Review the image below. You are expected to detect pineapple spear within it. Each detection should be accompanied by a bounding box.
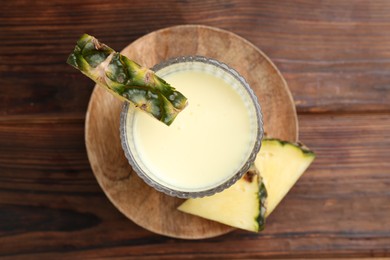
[67,34,188,125]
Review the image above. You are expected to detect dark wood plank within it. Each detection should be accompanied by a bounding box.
[1,0,390,116]
[1,0,390,258]
[0,113,389,258]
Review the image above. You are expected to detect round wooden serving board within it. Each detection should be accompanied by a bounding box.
[85,25,298,239]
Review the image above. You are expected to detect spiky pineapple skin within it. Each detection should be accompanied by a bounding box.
[67,34,187,125]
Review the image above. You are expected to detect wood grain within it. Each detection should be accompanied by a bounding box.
[1,113,389,258]
[1,1,389,116]
[85,25,298,239]
[1,0,390,258]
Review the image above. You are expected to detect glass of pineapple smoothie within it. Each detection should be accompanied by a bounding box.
[120,56,263,198]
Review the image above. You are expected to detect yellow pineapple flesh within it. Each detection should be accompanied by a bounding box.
[177,138,315,232]
[255,139,315,217]
[178,169,265,232]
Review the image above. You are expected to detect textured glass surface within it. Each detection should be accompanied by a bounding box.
[120,56,263,198]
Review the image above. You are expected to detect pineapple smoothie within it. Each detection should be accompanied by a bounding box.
[121,57,262,197]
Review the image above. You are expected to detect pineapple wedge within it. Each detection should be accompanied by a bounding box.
[67,34,187,125]
[255,139,315,217]
[178,166,267,232]
[178,138,315,232]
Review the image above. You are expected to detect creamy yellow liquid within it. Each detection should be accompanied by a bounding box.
[126,65,255,191]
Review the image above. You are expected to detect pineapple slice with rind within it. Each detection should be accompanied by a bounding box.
[67,34,187,125]
[255,139,315,217]
[178,166,267,232]
[178,138,315,232]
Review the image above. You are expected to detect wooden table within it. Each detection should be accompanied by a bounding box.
[1,1,389,259]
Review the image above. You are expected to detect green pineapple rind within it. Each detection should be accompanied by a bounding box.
[246,164,268,232]
[67,34,188,125]
[257,181,267,231]
[263,138,316,157]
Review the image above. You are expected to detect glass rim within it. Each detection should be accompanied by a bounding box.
[120,55,264,198]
